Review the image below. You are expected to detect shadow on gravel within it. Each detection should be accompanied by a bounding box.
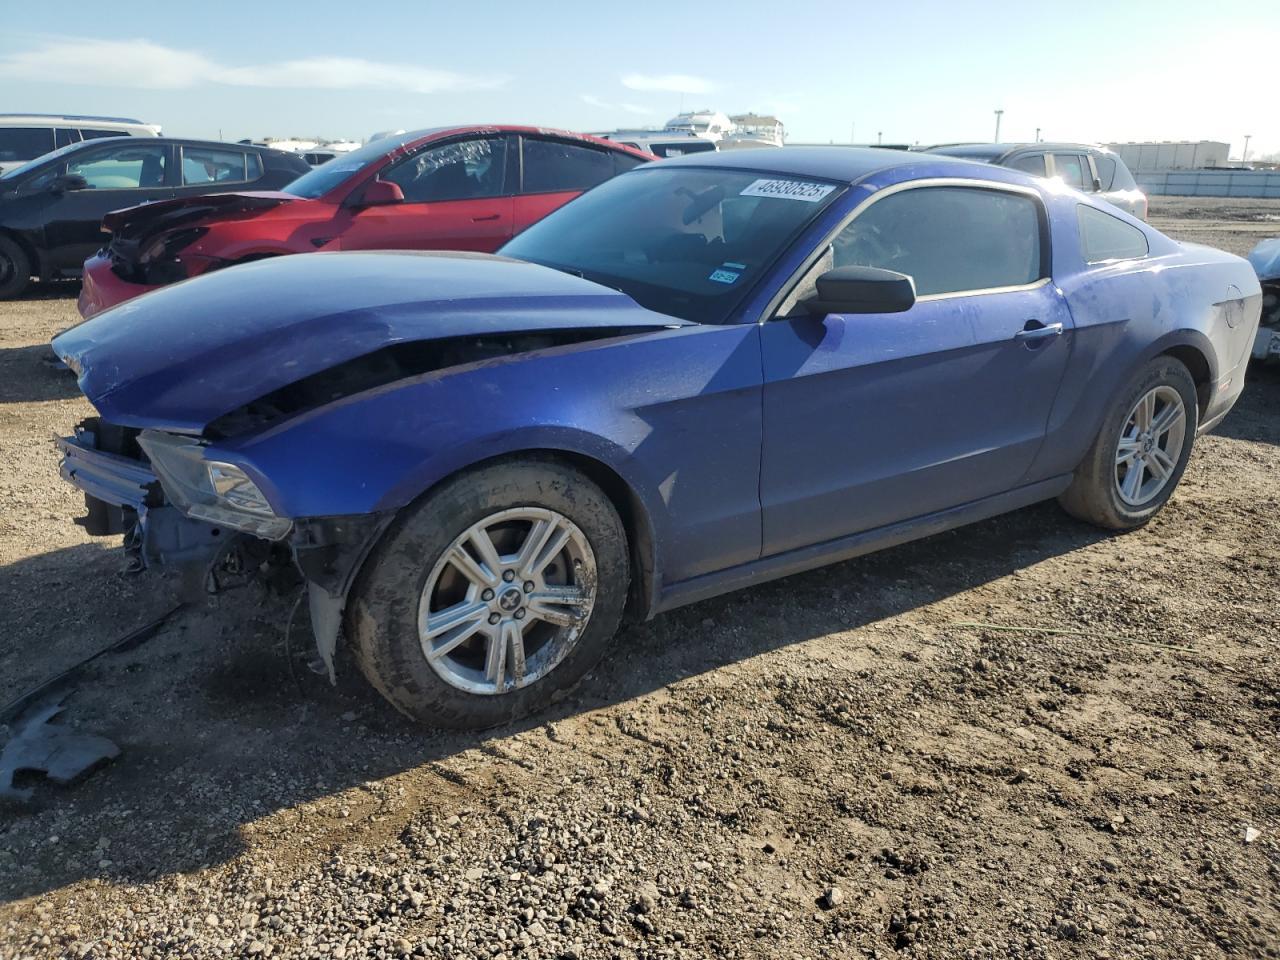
[0,494,1112,904]
[7,279,81,302]
[0,344,80,403]
[1212,362,1280,446]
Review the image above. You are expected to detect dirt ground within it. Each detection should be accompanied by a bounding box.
[1,199,1278,960]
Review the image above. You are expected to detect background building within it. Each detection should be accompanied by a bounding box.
[1107,141,1230,171]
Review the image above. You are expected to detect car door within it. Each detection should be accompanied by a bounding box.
[334,135,514,253]
[512,136,619,236]
[759,182,1074,556]
[42,141,176,271]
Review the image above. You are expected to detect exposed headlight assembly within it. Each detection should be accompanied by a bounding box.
[137,430,291,540]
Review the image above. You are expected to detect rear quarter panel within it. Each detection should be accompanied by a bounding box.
[1034,191,1261,477]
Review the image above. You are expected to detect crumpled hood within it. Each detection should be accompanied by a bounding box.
[1248,237,1280,283]
[53,251,686,433]
[102,190,295,239]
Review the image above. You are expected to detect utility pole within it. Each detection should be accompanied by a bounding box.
[994,109,1004,143]
[1243,134,1252,163]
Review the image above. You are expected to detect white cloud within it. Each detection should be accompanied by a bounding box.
[579,94,651,116]
[620,72,716,95]
[0,37,504,94]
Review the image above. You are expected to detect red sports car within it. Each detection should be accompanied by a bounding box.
[78,125,650,318]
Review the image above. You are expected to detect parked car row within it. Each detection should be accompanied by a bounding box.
[52,144,1261,728]
[0,113,162,175]
[0,126,647,302]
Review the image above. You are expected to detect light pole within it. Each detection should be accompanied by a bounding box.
[1035,126,1041,143]
[1243,134,1252,163]
[994,109,1004,143]
[877,131,882,146]
[850,122,856,145]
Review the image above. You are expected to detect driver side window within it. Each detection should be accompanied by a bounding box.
[67,144,169,189]
[831,186,1045,297]
[381,137,507,203]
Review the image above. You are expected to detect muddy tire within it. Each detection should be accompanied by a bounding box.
[347,457,629,729]
[1058,355,1198,530]
[0,234,32,300]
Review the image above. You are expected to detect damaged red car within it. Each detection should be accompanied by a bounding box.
[78,125,649,318]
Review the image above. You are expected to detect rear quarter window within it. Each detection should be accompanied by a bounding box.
[1077,205,1149,262]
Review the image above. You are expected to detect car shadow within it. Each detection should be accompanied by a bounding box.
[0,343,81,403]
[1210,361,1280,446]
[0,497,1111,903]
[8,279,81,302]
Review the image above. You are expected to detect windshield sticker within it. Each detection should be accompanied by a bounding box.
[740,179,835,202]
[708,268,742,284]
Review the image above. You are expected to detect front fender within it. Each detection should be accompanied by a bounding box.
[213,322,766,589]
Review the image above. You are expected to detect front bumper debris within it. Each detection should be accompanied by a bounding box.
[56,423,226,575]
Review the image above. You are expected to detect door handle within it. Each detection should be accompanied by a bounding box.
[1014,321,1063,342]
[472,214,501,222]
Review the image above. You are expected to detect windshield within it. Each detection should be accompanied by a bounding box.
[282,136,404,198]
[500,166,842,323]
[0,139,104,181]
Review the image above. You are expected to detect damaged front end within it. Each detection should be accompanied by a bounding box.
[57,419,390,678]
[1248,238,1280,361]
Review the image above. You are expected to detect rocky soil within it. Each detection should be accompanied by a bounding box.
[0,199,1278,959]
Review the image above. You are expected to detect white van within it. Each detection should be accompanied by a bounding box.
[0,115,162,174]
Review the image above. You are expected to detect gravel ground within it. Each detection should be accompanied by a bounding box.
[1,199,1278,960]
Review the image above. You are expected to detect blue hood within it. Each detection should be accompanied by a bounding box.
[53,251,685,433]
[1248,237,1280,283]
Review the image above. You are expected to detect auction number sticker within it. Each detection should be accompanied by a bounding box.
[739,178,835,202]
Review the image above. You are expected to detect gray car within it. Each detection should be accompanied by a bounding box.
[924,142,1147,220]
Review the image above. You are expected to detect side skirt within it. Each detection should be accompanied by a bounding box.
[654,474,1073,615]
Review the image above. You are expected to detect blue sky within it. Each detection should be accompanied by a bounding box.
[2,0,1276,157]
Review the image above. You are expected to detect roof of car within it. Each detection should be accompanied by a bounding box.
[653,146,973,182]
[926,142,1118,160]
[50,136,303,155]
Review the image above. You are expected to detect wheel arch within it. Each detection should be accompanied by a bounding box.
[371,446,663,623]
[1147,330,1216,418]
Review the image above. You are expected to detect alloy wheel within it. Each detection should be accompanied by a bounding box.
[1114,385,1186,506]
[417,507,596,695]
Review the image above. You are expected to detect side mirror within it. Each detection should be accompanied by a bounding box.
[803,265,916,316]
[357,179,404,206]
[50,173,89,193]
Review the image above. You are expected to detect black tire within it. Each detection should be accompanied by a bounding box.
[1058,355,1199,530]
[0,234,32,300]
[347,457,629,728]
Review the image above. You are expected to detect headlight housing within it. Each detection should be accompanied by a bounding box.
[138,430,291,540]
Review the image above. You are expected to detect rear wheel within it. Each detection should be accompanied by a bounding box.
[1058,356,1198,529]
[348,458,629,728]
[0,234,32,299]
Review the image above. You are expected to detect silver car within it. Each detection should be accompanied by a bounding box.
[925,142,1147,220]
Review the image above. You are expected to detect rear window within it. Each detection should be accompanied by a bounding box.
[522,139,614,193]
[1077,205,1148,262]
[0,127,55,163]
[182,146,253,185]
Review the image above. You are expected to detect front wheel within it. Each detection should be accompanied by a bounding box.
[348,458,629,728]
[0,234,32,300]
[1058,355,1199,530]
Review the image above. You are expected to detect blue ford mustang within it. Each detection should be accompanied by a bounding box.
[53,148,1261,727]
